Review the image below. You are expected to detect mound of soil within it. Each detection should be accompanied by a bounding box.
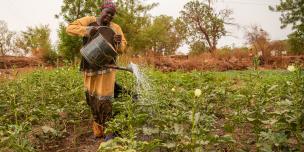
[1,54,303,73]
[151,56,251,72]
[135,54,304,72]
[0,56,43,69]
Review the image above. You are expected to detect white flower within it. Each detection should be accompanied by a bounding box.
[171,87,176,92]
[287,65,296,72]
[194,89,202,97]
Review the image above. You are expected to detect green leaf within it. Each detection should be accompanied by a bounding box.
[221,134,236,143]
[267,85,278,92]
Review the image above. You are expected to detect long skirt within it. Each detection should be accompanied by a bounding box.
[83,69,116,136]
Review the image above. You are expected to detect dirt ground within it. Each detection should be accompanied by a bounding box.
[28,120,102,152]
[0,56,43,69]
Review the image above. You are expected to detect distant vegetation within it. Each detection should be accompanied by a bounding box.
[0,0,303,62]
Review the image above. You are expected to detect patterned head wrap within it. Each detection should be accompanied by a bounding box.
[100,0,116,12]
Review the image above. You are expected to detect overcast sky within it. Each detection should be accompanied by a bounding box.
[0,0,292,52]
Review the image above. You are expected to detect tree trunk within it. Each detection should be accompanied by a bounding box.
[209,45,216,52]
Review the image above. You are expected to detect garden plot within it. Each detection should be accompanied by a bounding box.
[0,67,303,151]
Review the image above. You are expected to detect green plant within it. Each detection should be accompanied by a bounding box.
[1,66,303,151]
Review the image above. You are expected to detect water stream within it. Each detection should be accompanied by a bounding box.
[128,62,155,106]
[128,63,157,137]
[129,62,151,92]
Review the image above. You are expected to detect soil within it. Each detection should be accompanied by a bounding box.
[0,56,44,69]
[0,56,51,80]
[29,120,102,152]
[132,54,304,72]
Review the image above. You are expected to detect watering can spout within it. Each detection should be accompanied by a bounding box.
[103,64,134,73]
[126,64,134,73]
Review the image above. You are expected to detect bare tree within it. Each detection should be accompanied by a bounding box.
[0,20,16,56]
[245,25,271,59]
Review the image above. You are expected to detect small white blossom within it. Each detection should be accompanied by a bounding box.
[287,65,296,72]
[171,87,176,92]
[194,89,202,97]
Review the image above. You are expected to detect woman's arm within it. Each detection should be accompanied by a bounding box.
[66,16,96,37]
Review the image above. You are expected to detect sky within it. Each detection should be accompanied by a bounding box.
[0,0,292,53]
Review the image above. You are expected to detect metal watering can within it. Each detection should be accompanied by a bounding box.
[80,26,133,73]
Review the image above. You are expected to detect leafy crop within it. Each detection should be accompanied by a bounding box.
[0,67,88,151]
[101,69,304,151]
[0,67,303,151]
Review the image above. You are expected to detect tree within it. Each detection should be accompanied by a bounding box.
[287,29,304,54]
[179,0,233,52]
[57,0,157,59]
[269,40,288,55]
[135,15,184,55]
[189,41,207,55]
[113,0,158,53]
[57,24,82,61]
[0,20,16,56]
[245,25,271,59]
[16,25,53,59]
[56,0,101,22]
[269,0,303,30]
[269,0,304,53]
[56,0,101,61]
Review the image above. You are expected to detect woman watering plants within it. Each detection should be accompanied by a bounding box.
[66,0,127,139]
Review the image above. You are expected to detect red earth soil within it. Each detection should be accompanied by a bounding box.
[1,54,303,73]
[133,54,304,72]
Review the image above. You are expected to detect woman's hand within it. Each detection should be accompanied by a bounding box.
[86,26,100,37]
[114,34,122,44]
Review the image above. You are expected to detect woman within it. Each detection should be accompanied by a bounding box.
[66,0,127,138]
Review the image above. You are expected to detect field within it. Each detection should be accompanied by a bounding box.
[0,65,303,152]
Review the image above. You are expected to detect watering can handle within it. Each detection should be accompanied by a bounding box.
[88,26,116,41]
[91,26,121,52]
[89,26,109,38]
